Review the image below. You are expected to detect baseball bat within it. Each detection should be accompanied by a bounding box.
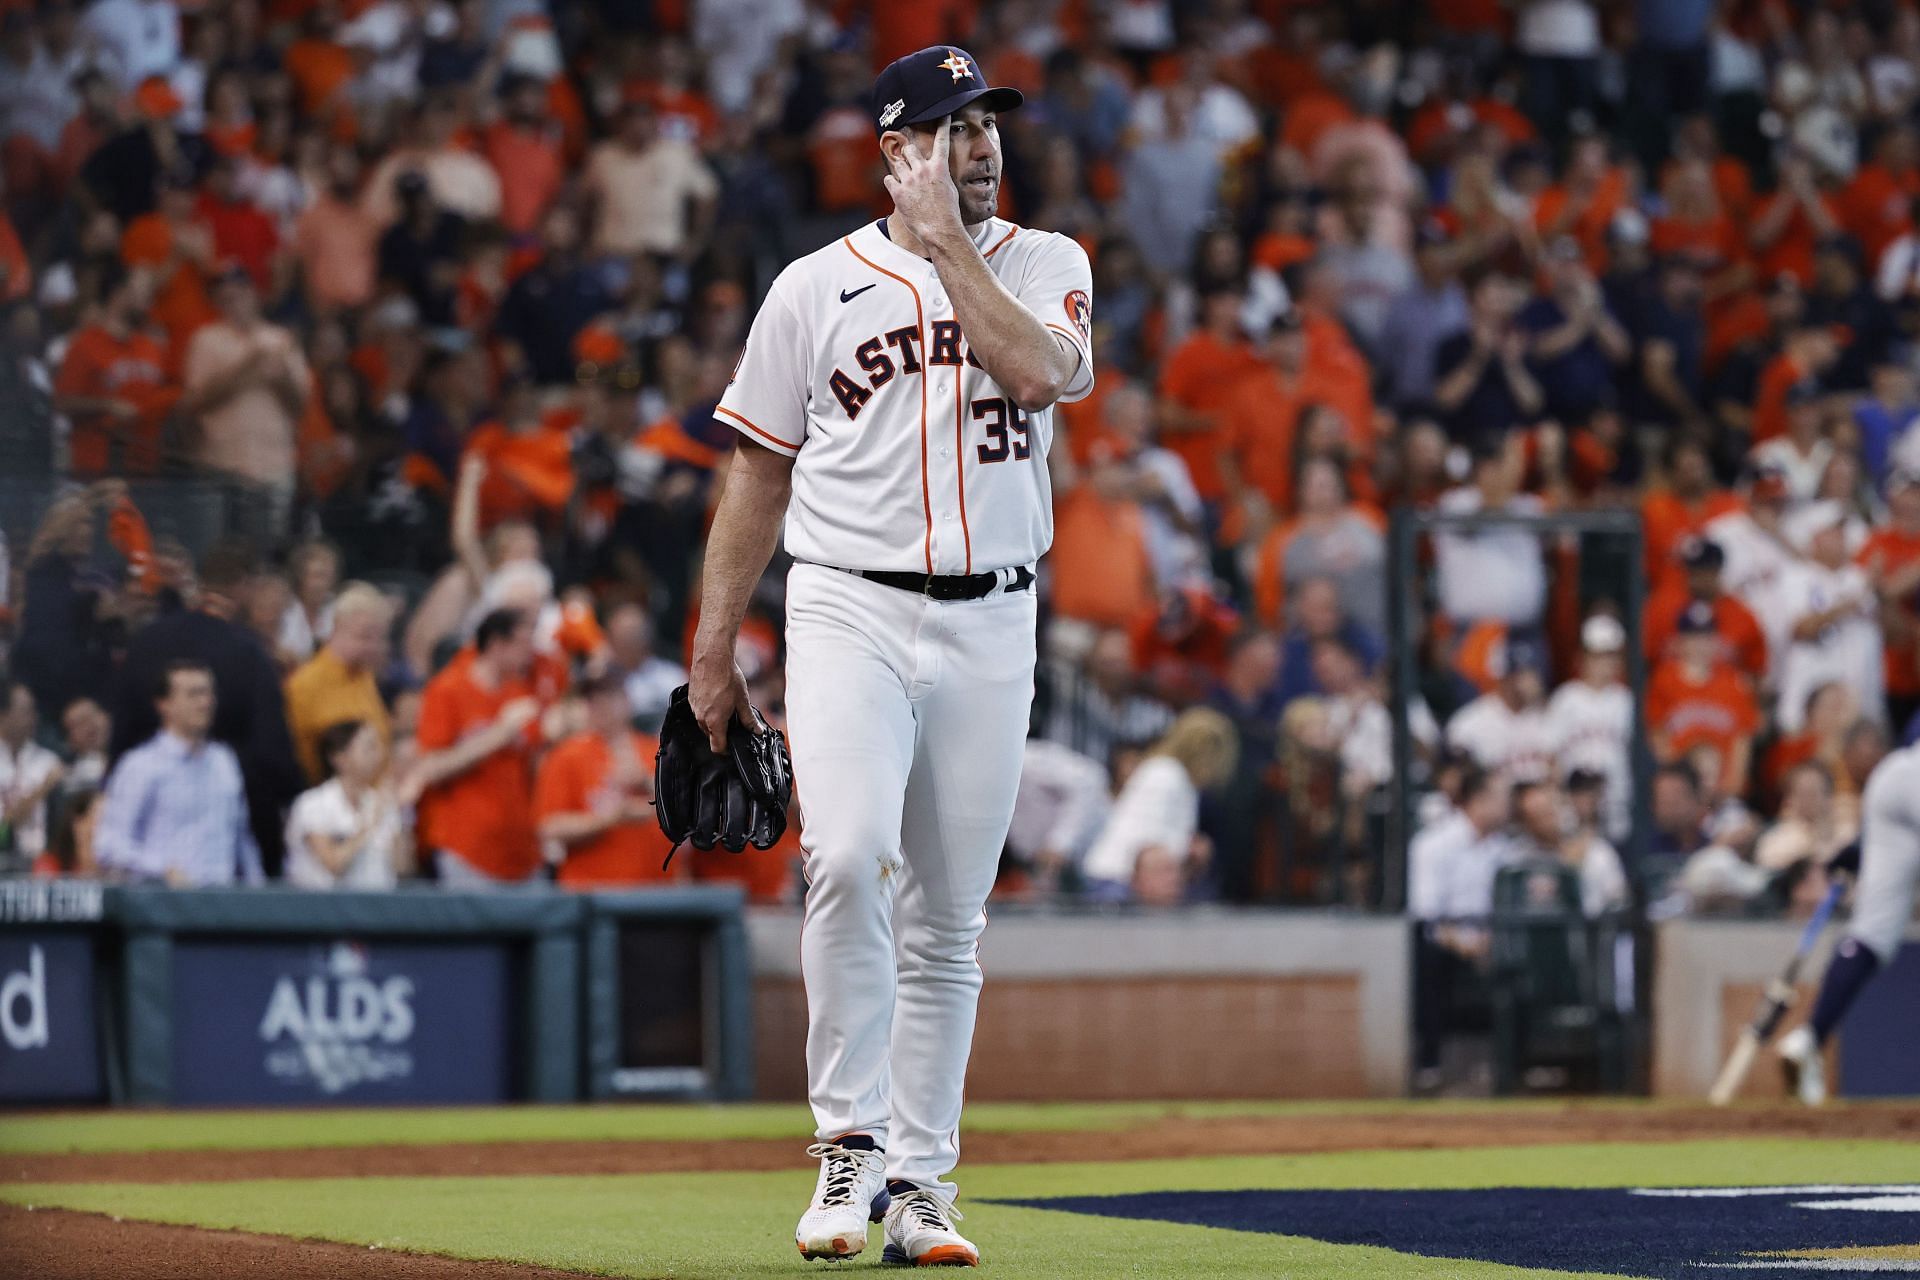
[1707,879,1848,1106]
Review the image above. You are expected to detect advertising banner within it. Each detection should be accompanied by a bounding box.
[170,937,514,1105]
[0,931,102,1102]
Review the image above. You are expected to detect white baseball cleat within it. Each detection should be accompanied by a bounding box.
[795,1137,890,1261]
[1777,1026,1828,1106]
[882,1186,979,1267]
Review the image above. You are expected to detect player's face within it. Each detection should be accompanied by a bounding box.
[923,104,1000,225]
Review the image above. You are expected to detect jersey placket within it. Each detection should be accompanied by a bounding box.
[923,269,971,575]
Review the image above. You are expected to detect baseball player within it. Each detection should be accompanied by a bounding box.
[1777,740,1916,1104]
[685,45,1093,1267]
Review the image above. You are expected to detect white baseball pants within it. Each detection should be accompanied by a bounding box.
[784,562,1036,1198]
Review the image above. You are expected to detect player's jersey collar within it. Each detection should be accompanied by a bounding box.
[868,216,1005,269]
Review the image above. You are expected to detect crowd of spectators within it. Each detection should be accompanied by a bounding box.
[0,0,1918,923]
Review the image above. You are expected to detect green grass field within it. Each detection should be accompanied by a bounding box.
[4,1102,1917,1278]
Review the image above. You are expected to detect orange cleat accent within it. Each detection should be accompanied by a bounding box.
[913,1243,978,1267]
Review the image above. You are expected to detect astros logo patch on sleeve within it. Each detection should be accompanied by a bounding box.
[1064,290,1091,340]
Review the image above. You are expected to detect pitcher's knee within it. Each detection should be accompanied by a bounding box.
[802,829,904,896]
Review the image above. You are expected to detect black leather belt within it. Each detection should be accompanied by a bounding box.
[828,564,1035,601]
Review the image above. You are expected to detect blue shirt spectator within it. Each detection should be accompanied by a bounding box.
[96,660,264,887]
[1520,240,1630,423]
[1277,578,1386,707]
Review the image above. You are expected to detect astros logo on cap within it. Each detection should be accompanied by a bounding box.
[939,50,974,82]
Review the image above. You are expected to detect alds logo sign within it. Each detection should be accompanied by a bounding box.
[257,942,416,1095]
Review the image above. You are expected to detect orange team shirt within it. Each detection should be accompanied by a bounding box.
[1279,91,1355,159]
[1156,330,1263,501]
[1221,367,1306,514]
[690,825,796,902]
[285,37,354,116]
[1650,212,1745,269]
[1049,487,1156,629]
[120,214,216,348]
[808,104,880,214]
[1301,311,1375,456]
[0,212,30,302]
[414,652,544,881]
[1643,584,1769,676]
[534,730,680,887]
[1753,192,1844,286]
[1640,489,1744,591]
[1858,526,1920,696]
[483,123,564,237]
[625,83,719,147]
[1750,351,1813,445]
[1843,163,1920,269]
[54,325,175,475]
[1534,172,1628,271]
[1645,659,1760,771]
[464,418,576,526]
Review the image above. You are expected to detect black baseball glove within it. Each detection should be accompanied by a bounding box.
[654,683,792,863]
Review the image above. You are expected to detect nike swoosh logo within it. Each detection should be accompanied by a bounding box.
[840,284,877,303]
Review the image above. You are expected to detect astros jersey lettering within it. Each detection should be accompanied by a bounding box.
[716,215,1094,573]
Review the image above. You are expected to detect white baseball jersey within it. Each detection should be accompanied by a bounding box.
[1704,509,1798,667]
[715,215,1094,574]
[1774,559,1883,733]
[727,212,1095,1201]
[1851,742,1920,961]
[1446,693,1557,782]
[1546,678,1633,838]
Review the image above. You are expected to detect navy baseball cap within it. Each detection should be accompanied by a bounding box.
[871,45,1023,137]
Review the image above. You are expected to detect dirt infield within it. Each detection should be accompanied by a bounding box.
[10,1102,1919,1186]
[0,1204,584,1280]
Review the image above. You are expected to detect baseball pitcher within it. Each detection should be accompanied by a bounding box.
[685,45,1094,1267]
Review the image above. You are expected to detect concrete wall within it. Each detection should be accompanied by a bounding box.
[1650,917,1919,1099]
[747,909,1411,1099]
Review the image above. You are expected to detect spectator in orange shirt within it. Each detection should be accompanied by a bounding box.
[1154,286,1259,507]
[410,608,547,886]
[1668,114,1753,222]
[1749,324,1841,446]
[120,165,217,350]
[1643,535,1769,677]
[1646,601,1761,799]
[1049,446,1157,636]
[293,141,379,313]
[624,37,719,147]
[197,156,278,291]
[1641,437,1743,592]
[484,73,565,238]
[1533,134,1626,271]
[1842,122,1920,272]
[461,376,576,529]
[1751,150,1842,287]
[535,672,679,888]
[53,264,177,476]
[1858,469,1920,727]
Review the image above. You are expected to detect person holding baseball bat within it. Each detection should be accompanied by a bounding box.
[1773,741,1917,1104]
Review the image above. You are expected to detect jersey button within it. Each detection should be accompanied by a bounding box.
[932,294,947,309]
[940,446,952,458]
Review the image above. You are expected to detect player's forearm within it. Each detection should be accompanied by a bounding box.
[691,442,793,664]
[923,231,1078,410]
